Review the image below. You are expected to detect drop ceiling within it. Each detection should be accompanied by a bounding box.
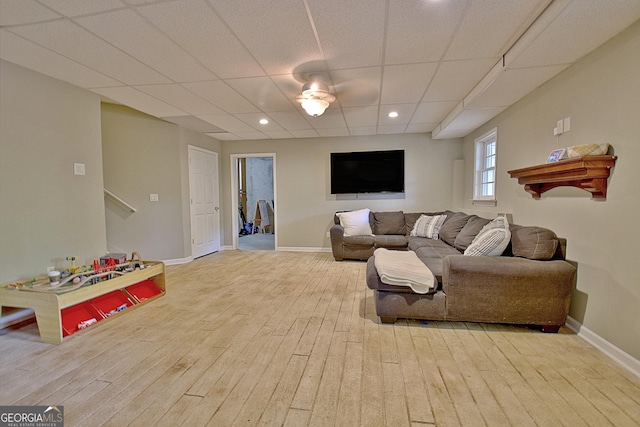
[1,0,639,141]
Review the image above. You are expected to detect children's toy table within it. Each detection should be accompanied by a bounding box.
[0,261,165,344]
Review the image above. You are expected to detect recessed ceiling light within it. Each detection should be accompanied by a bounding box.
[388,111,399,118]
[259,118,269,125]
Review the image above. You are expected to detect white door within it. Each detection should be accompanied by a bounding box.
[189,146,220,258]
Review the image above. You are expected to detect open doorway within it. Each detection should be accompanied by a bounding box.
[231,154,276,250]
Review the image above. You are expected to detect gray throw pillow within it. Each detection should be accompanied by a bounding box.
[373,211,405,235]
[454,215,491,252]
[438,212,471,247]
[510,225,558,260]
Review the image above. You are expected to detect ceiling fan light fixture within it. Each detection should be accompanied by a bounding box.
[296,76,336,117]
[300,98,330,117]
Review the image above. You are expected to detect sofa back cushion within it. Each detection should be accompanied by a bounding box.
[510,225,559,260]
[438,212,471,247]
[453,215,491,252]
[373,211,405,235]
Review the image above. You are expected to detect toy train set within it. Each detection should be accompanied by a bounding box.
[6,252,148,294]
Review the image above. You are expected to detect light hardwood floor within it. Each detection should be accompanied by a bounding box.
[1,250,640,426]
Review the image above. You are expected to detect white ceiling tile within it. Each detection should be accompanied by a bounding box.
[378,104,415,126]
[445,0,550,61]
[342,106,378,128]
[236,132,270,140]
[76,9,216,82]
[412,102,459,124]
[264,130,294,139]
[161,115,226,133]
[0,0,61,26]
[136,0,265,79]
[331,67,381,107]
[198,114,259,133]
[183,81,260,114]
[377,124,407,134]
[385,0,468,64]
[307,109,347,129]
[316,128,350,138]
[266,111,312,131]
[92,86,187,117]
[135,84,225,115]
[306,0,385,69]
[3,0,637,141]
[0,29,121,88]
[381,63,438,104]
[235,113,285,131]
[207,0,321,75]
[290,129,320,138]
[8,20,171,85]
[348,126,377,136]
[207,132,241,141]
[37,0,126,17]
[226,77,296,112]
[423,59,495,102]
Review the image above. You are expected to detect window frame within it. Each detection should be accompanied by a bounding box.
[473,128,498,206]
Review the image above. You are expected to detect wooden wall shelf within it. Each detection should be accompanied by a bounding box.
[508,155,617,199]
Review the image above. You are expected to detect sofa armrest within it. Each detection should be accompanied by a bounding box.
[330,224,345,260]
[443,255,577,326]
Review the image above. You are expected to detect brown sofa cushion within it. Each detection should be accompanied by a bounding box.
[439,212,471,247]
[454,215,491,252]
[373,211,405,235]
[510,225,558,260]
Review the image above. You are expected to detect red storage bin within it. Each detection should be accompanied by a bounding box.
[125,279,163,303]
[90,290,135,318]
[61,302,103,336]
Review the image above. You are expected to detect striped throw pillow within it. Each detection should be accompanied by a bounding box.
[410,214,447,239]
[464,216,511,256]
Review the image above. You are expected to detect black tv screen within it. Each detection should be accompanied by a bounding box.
[331,150,404,194]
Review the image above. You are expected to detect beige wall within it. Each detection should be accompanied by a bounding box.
[462,20,640,360]
[220,134,462,249]
[101,104,221,261]
[0,60,107,283]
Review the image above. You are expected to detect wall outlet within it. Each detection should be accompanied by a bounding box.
[326,231,330,238]
[47,266,55,273]
[150,193,159,202]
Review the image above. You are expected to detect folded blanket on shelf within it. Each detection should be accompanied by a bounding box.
[373,248,436,294]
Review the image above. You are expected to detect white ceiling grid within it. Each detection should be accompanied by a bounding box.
[1,0,639,140]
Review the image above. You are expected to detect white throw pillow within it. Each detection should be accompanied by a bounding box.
[464,216,511,256]
[410,214,447,239]
[337,208,373,236]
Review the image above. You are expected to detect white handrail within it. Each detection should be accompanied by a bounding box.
[104,188,137,213]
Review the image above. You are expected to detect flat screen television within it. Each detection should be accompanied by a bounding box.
[331,150,404,194]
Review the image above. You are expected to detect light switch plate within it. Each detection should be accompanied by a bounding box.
[73,162,85,176]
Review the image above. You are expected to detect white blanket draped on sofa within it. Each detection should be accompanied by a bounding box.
[373,248,436,294]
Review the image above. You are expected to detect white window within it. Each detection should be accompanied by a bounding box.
[473,128,497,206]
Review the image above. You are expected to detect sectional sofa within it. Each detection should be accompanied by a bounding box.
[330,209,577,332]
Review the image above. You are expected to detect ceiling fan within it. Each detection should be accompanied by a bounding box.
[295,74,336,117]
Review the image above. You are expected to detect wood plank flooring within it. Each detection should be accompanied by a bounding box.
[1,250,640,426]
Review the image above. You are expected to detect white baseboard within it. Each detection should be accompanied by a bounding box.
[566,316,640,379]
[162,256,193,266]
[276,247,332,253]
